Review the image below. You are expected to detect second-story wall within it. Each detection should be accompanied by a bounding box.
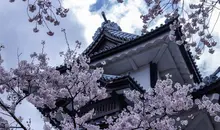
[129,64,151,90]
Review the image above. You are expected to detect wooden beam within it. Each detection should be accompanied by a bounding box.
[127,58,138,70]
[152,44,168,63]
[150,62,158,88]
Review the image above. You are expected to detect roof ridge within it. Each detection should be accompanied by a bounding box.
[105,29,139,41]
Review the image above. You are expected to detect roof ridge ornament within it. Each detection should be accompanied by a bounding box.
[100,11,121,31]
[101,11,108,23]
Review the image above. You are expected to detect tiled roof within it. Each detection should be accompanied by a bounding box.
[106,29,139,41]
[101,74,123,81]
[101,74,145,92]
[83,20,139,55]
[84,19,172,57]
[191,67,220,98]
[203,76,220,86]
[192,77,220,99]
[202,67,220,86]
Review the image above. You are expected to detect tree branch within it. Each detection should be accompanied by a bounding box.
[0,100,27,130]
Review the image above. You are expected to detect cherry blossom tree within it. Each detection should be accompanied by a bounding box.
[117,0,220,59]
[9,0,69,36]
[105,74,220,130]
[4,0,220,130]
[9,0,220,58]
[1,40,220,130]
[0,39,107,129]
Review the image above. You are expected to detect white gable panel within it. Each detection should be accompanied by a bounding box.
[129,64,151,90]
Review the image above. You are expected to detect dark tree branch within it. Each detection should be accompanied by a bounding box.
[0,100,27,130]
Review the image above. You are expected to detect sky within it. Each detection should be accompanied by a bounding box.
[0,0,220,129]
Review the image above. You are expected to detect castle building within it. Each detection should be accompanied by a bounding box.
[47,12,220,129]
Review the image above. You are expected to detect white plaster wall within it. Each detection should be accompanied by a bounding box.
[129,64,151,90]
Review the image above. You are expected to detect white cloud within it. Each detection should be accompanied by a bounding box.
[63,0,103,44]
[106,0,148,34]
[62,0,149,44]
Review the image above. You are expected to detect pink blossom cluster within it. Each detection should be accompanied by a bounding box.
[117,0,219,58]
[9,0,69,36]
[24,51,107,129]
[195,95,220,122]
[0,42,107,129]
[106,74,220,130]
[172,1,217,59]
[0,117,9,130]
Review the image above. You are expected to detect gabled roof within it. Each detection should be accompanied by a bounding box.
[100,74,145,93]
[83,15,139,56]
[84,18,173,60]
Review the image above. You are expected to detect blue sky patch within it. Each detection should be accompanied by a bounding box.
[89,0,113,12]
